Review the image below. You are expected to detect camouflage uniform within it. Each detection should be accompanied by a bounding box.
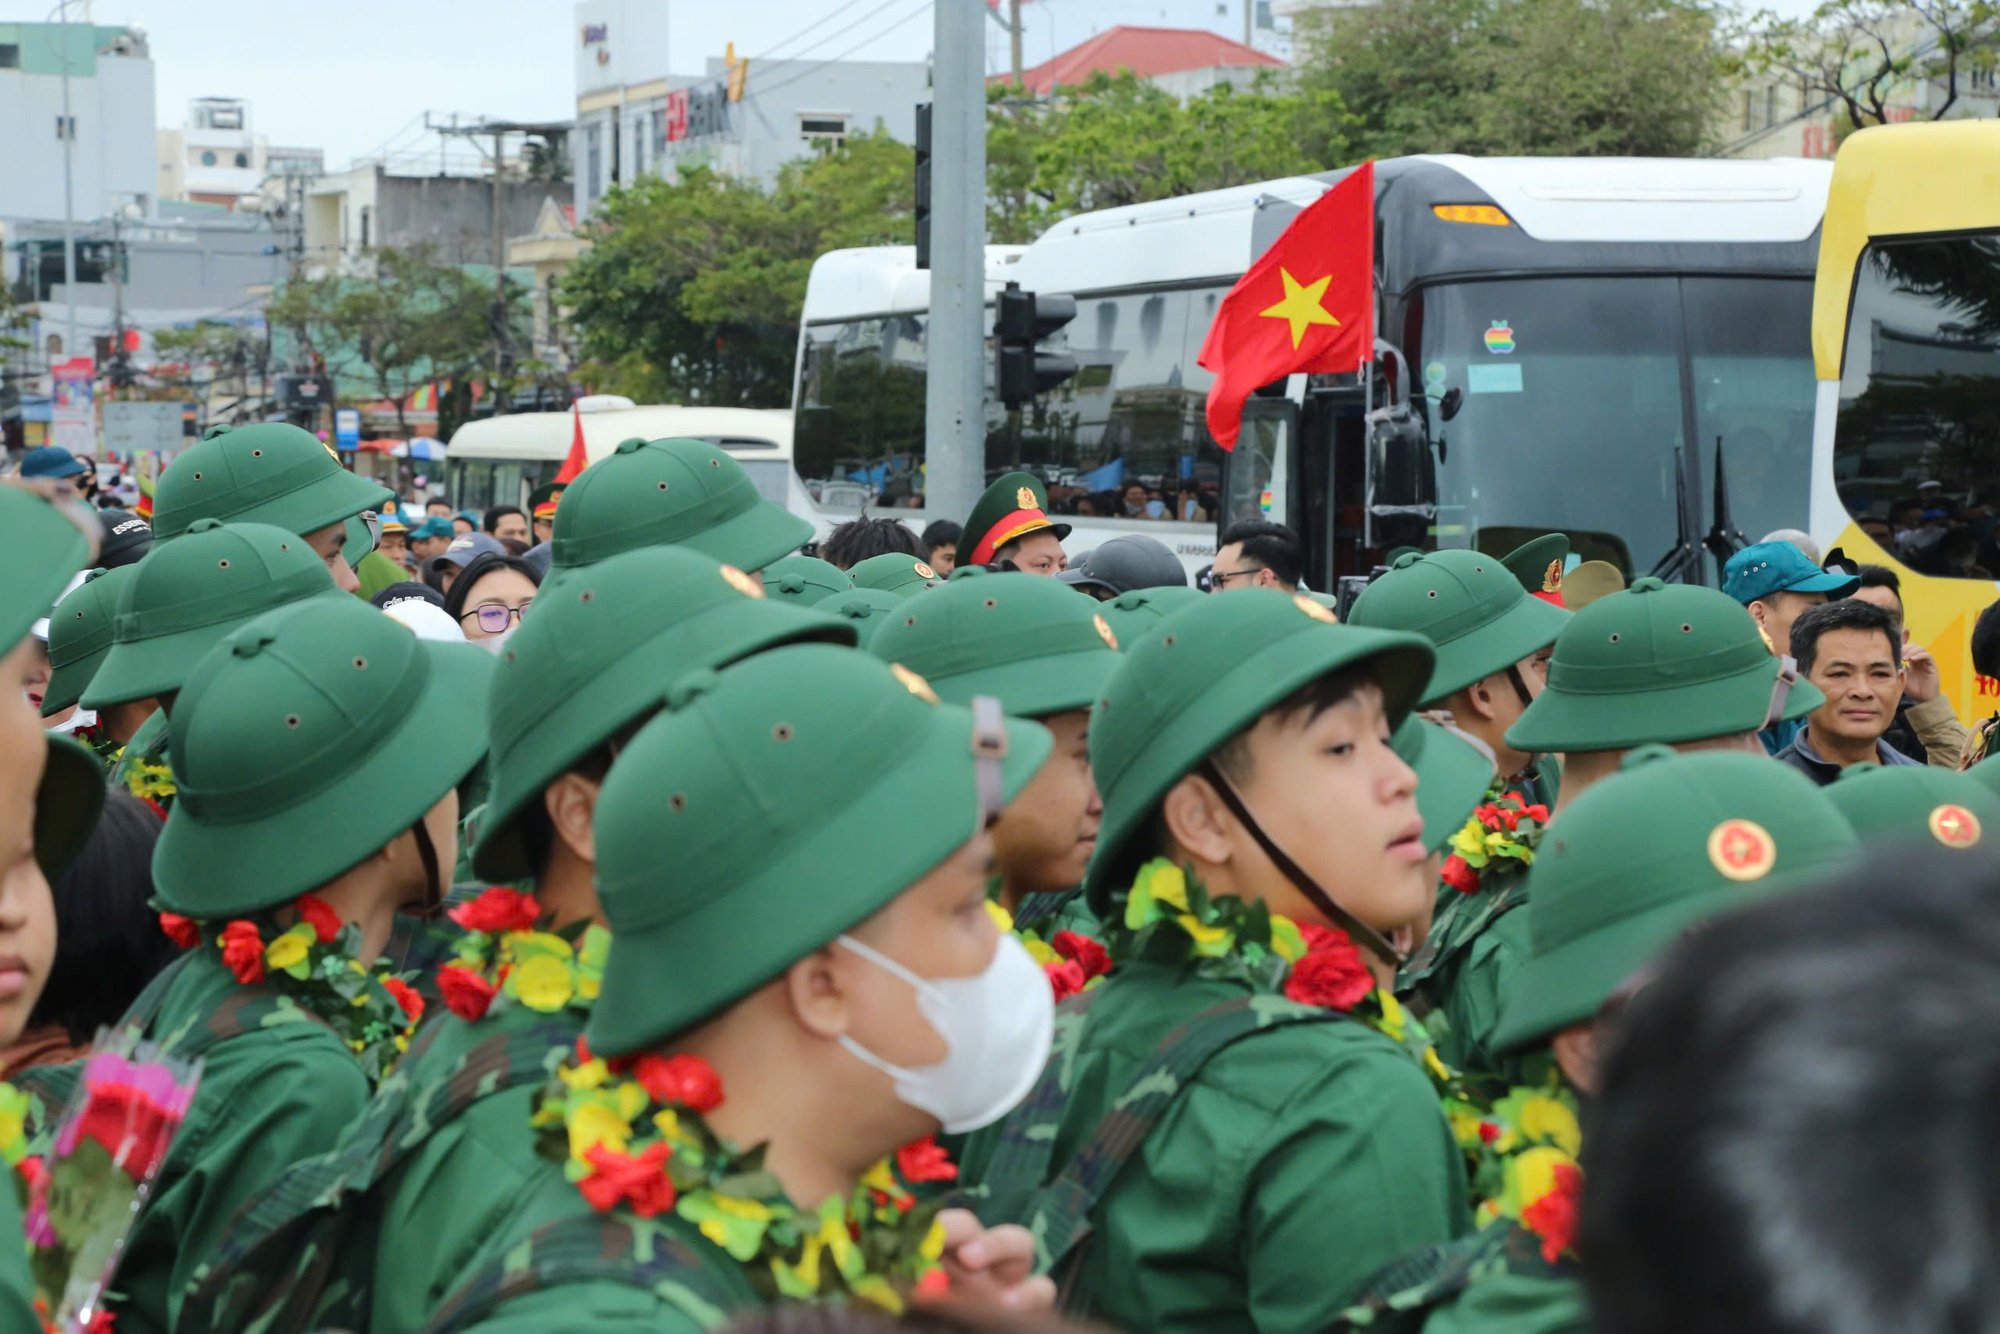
[1336,1222,1585,1333]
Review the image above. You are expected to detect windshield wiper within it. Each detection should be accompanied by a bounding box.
[1645,443,1702,583]
[1702,434,1747,570]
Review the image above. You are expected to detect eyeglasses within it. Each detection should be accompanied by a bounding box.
[1208,567,1261,590]
[461,602,531,633]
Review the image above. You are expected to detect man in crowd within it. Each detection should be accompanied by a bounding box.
[1057,533,1188,600]
[920,519,961,576]
[483,505,530,546]
[1778,598,1920,783]
[407,516,455,566]
[1210,520,1303,594]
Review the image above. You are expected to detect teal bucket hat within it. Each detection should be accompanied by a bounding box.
[848,552,943,600]
[151,422,391,542]
[1,485,92,650]
[870,567,1122,719]
[1346,548,1569,705]
[548,437,813,573]
[471,547,857,882]
[36,733,105,878]
[1822,764,2000,851]
[760,554,852,607]
[152,597,494,916]
[1084,588,1435,913]
[83,520,345,710]
[586,644,1054,1056]
[1096,585,1204,649]
[40,567,132,717]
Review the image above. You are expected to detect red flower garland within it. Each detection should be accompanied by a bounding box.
[1282,923,1375,1012]
[437,965,499,1022]
[217,921,265,985]
[296,894,342,944]
[634,1053,725,1113]
[1521,1160,1582,1263]
[158,913,199,951]
[382,977,425,1025]
[449,886,542,935]
[895,1134,958,1185]
[578,1141,676,1217]
[1043,929,1113,1001]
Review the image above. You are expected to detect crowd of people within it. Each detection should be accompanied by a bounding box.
[5,422,2000,1334]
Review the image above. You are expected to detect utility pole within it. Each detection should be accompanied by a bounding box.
[925,0,987,526]
[1009,0,1023,86]
[56,0,78,361]
[1245,0,1254,46]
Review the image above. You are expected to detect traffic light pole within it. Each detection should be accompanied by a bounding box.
[923,0,987,527]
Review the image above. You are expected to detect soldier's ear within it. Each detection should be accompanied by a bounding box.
[1160,773,1233,867]
[544,772,600,863]
[782,946,853,1039]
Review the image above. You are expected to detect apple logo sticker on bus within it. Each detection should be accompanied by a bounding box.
[1483,321,1516,354]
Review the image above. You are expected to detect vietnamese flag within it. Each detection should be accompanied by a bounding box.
[554,399,589,484]
[1199,161,1375,450]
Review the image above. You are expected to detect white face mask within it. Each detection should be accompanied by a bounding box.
[478,626,517,655]
[835,933,1054,1134]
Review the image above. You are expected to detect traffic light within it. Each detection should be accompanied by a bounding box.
[995,282,1078,411]
[914,102,932,271]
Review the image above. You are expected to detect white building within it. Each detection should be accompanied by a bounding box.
[0,20,155,224]
[158,98,326,209]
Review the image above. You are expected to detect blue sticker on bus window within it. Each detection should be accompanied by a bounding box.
[1467,363,1523,394]
[1483,321,1516,354]
[1424,361,1448,388]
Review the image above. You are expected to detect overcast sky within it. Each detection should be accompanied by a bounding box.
[106,0,1820,172]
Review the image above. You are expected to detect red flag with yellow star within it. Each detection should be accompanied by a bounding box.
[1198,161,1375,449]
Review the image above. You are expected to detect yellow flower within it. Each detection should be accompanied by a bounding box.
[1269,914,1307,963]
[653,1107,682,1142]
[1145,862,1190,912]
[697,1194,776,1251]
[505,930,575,962]
[848,1274,905,1314]
[264,929,310,972]
[576,972,601,1001]
[1424,1046,1453,1085]
[984,900,1015,933]
[1176,913,1233,956]
[1450,821,1488,863]
[859,1159,899,1196]
[559,1057,609,1090]
[1022,936,1060,966]
[565,1100,631,1162]
[1516,1095,1583,1157]
[1448,1106,1484,1148]
[919,1216,947,1264]
[1509,1145,1575,1211]
[1376,992,1408,1043]
[511,954,575,1013]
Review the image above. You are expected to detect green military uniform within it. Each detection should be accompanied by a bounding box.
[1095,584,1202,648]
[871,567,1123,938]
[1338,747,1859,1331]
[962,471,1070,568]
[760,553,852,607]
[180,547,855,1332]
[424,645,1051,1329]
[1821,763,2000,850]
[957,590,1471,1331]
[109,598,491,1332]
[357,547,409,600]
[548,436,812,573]
[38,565,131,719]
[1346,549,1569,1078]
[848,551,943,600]
[149,421,392,542]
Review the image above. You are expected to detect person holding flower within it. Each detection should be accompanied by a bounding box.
[956,588,1471,1331]
[105,594,490,1331]
[1335,746,1859,1332]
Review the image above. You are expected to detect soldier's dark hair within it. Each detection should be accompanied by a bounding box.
[1789,598,1900,675]
[1584,845,2000,1334]
[31,788,177,1044]
[819,516,921,571]
[921,519,962,552]
[1211,664,1376,782]
[1973,599,2000,682]
[517,716,650,877]
[1218,520,1303,589]
[482,504,526,535]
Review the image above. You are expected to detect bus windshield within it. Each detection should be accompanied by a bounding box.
[1832,233,2000,579]
[1414,275,1816,577]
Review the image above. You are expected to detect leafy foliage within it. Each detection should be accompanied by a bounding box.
[1740,0,2000,130]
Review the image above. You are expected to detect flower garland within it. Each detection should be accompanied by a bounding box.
[69,721,124,772]
[986,901,1111,1002]
[1112,859,1458,1089]
[1444,1079,1583,1264]
[155,894,422,1086]
[1440,787,1547,896]
[531,1047,950,1314]
[433,887,608,1023]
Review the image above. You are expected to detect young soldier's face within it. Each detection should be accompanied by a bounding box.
[991,710,1100,901]
[1006,532,1067,577]
[0,642,56,1046]
[301,522,360,595]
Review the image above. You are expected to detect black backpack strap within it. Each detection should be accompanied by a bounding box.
[960,984,1112,1219]
[1332,1220,1579,1331]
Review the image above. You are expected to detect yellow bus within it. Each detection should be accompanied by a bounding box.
[1810,120,2000,723]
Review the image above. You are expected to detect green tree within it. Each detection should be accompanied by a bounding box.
[1741,0,2000,130]
[1295,0,1727,158]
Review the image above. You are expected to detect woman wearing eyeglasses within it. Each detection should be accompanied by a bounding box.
[440,552,541,651]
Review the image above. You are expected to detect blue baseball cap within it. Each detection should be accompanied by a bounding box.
[20,446,88,480]
[1722,541,1859,606]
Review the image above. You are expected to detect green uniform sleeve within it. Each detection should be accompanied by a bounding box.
[1444,908,1532,1079]
[438,1282,713,1333]
[1240,1047,1471,1330]
[1423,1270,1588,1334]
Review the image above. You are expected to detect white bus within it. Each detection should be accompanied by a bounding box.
[795,155,1835,590]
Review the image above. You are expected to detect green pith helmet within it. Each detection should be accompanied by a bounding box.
[1395,717,1496,854]
[548,436,813,573]
[585,645,1054,1056]
[1084,588,1435,912]
[1096,585,1204,649]
[36,733,105,878]
[1504,578,1823,754]
[41,567,131,717]
[1491,745,1858,1052]
[1500,533,1569,606]
[963,471,1071,567]
[1970,754,2000,803]
[759,553,852,607]
[2,486,91,650]
[1822,764,2000,851]
[152,598,493,916]
[151,422,391,542]
[820,587,906,641]
[869,567,1120,718]
[848,551,943,600]
[83,519,344,710]
[1346,548,1568,706]
[470,547,857,882]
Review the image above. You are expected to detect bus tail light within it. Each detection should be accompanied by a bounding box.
[1432,204,1512,226]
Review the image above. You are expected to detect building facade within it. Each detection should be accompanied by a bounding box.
[157,97,325,208]
[303,164,570,274]
[0,21,155,224]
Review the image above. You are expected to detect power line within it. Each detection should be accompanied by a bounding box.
[754,0,915,77]
[745,0,877,62]
[750,0,935,99]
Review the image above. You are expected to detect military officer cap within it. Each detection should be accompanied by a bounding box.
[153,597,493,916]
[870,567,1120,719]
[1095,585,1203,649]
[963,471,1071,568]
[586,645,1053,1056]
[820,587,906,641]
[760,553,852,607]
[1505,578,1822,754]
[1823,765,2000,851]
[1084,588,1434,911]
[151,422,392,542]
[1491,746,1857,1053]
[471,547,856,882]
[1396,717,1496,855]
[528,481,566,523]
[2,484,92,651]
[84,520,345,710]
[1347,548,1568,706]
[549,437,812,573]
[848,551,943,600]
[39,566,133,717]
[1500,534,1569,607]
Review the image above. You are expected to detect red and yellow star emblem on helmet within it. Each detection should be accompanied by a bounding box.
[1707,818,1776,882]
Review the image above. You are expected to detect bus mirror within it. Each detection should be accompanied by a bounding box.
[1367,401,1436,533]
[1438,387,1464,422]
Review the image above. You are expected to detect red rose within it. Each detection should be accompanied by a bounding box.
[1050,931,1111,981]
[295,893,343,944]
[1521,1161,1583,1263]
[1440,855,1481,895]
[1521,803,1549,825]
[913,1267,952,1301]
[218,920,265,985]
[1044,958,1088,1001]
[1282,929,1375,1012]
[895,1134,959,1185]
[577,1141,676,1217]
[84,1310,115,1334]
[157,913,199,950]
[383,976,425,1025]
[1478,1121,1500,1145]
[74,1084,178,1181]
[447,887,542,935]
[633,1053,725,1113]
[437,965,498,1022]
